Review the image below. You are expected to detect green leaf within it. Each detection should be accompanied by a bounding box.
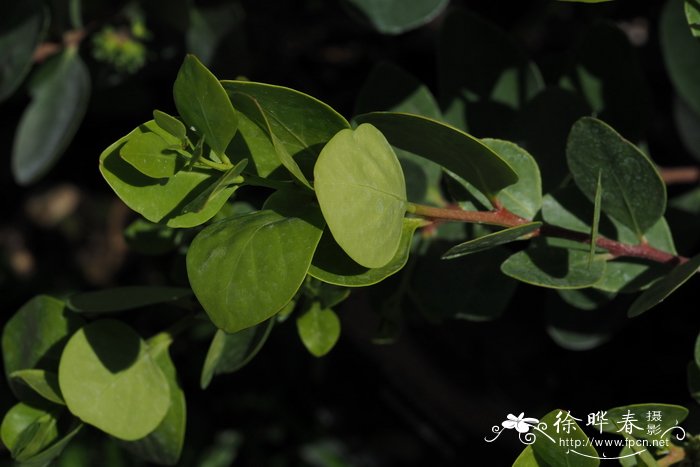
[501,242,607,289]
[590,171,603,263]
[120,131,185,179]
[412,244,517,321]
[12,48,90,185]
[229,92,311,188]
[173,54,238,157]
[2,296,84,397]
[662,0,700,116]
[0,0,47,102]
[14,422,82,467]
[342,0,447,34]
[153,110,187,142]
[561,22,651,141]
[186,3,244,65]
[628,253,700,317]
[567,117,666,237]
[530,409,599,467]
[296,303,341,357]
[100,121,237,228]
[1,402,59,461]
[687,0,700,38]
[67,286,192,313]
[694,331,700,369]
[442,222,541,259]
[512,446,539,466]
[557,0,612,2]
[603,404,688,441]
[124,219,180,255]
[309,218,426,287]
[514,88,592,193]
[9,370,64,405]
[200,319,274,389]
[437,8,543,134]
[58,320,170,441]
[187,200,324,333]
[122,339,185,466]
[482,139,542,218]
[222,80,350,179]
[181,159,246,214]
[355,112,518,199]
[314,123,407,268]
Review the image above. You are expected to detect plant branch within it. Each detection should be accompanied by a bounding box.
[408,203,688,266]
[659,166,700,185]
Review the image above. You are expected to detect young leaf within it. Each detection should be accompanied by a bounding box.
[355,112,518,200]
[662,0,700,116]
[12,47,90,185]
[688,0,700,39]
[296,303,341,357]
[530,410,599,467]
[13,422,82,466]
[153,110,187,142]
[628,253,700,317]
[442,222,541,259]
[9,370,64,405]
[201,319,274,389]
[122,338,186,466]
[342,0,448,35]
[309,218,427,287]
[590,170,603,263]
[501,242,606,289]
[120,131,185,178]
[567,117,666,237]
[58,320,170,441]
[67,286,192,313]
[100,121,236,228]
[173,54,238,157]
[180,159,247,214]
[0,0,47,103]
[187,205,324,333]
[314,123,407,268]
[1,402,59,461]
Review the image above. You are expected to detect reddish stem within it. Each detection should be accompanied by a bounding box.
[659,166,700,185]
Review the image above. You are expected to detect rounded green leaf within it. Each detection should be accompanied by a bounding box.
[12,48,90,185]
[314,123,407,268]
[567,117,666,237]
[67,286,192,313]
[501,242,607,289]
[187,205,324,333]
[342,0,448,35]
[355,112,518,199]
[628,253,700,317]
[662,0,700,116]
[119,131,185,178]
[309,218,426,287]
[100,121,237,228]
[173,55,238,157]
[296,303,341,357]
[442,222,541,260]
[58,320,170,441]
[201,319,274,389]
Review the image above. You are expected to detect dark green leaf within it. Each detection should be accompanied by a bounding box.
[355,112,518,199]
[58,320,170,440]
[181,159,246,214]
[342,0,447,34]
[122,338,185,466]
[124,219,180,255]
[501,242,607,289]
[673,96,700,162]
[437,8,543,134]
[557,0,612,2]
[173,55,238,157]
[153,110,187,142]
[561,22,651,141]
[222,80,350,179]
[12,48,90,185]
[314,123,407,268]
[556,288,616,311]
[186,4,244,65]
[442,222,541,259]
[687,0,700,39]
[120,131,185,178]
[67,286,192,313]
[296,303,341,357]
[9,370,64,405]
[100,121,236,228]
[567,117,666,237]
[0,0,47,102]
[309,217,426,287]
[628,253,700,317]
[201,319,274,389]
[2,296,84,400]
[662,0,700,116]
[187,200,324,333]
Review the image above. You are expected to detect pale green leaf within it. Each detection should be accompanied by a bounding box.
[120,131,185,178]
[153,110,187,142]
[296,303,341,357]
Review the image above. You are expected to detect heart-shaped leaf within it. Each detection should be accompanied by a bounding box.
[314,123,407,268]
[58,320,170,441]
[296,303,341,357]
